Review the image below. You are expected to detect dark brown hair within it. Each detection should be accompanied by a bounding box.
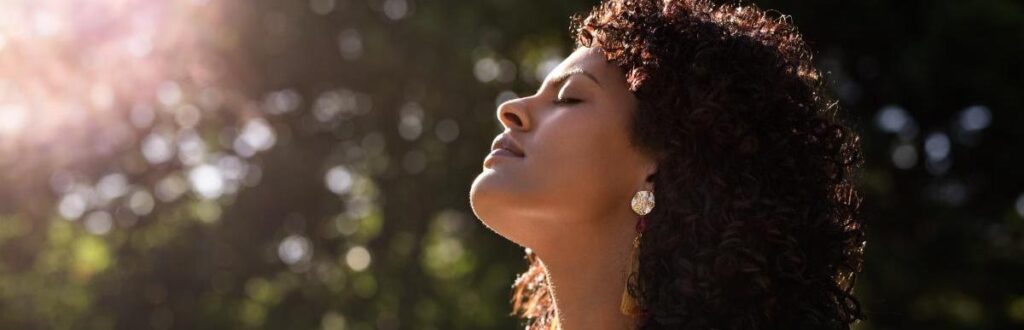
[511,0,867,329]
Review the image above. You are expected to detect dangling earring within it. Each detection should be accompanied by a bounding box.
[621,190,654,317]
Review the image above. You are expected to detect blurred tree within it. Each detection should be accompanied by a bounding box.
[0,0,1022,329]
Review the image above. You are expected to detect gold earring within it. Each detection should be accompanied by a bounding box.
[622,190,653,317]
[620,232,643,316]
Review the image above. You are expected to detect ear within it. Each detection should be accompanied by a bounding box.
[633,146,661,191]
[639,160,658,191]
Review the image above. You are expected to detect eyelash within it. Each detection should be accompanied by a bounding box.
[553,97,581,105]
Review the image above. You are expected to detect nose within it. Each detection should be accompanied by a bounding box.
[496,97,531,131]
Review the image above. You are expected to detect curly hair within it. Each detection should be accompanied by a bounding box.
[510,0,867,329]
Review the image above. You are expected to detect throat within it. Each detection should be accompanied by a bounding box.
[534,230,638,330]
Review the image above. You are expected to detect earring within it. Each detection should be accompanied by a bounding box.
[631,190,655,216]
[620,232,644,316]
[621,190,653,317]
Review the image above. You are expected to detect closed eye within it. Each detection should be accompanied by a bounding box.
[553,97,582,106]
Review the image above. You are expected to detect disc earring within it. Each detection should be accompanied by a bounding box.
[631,190,655,216]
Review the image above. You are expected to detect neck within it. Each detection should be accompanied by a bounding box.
[533,209,639,330]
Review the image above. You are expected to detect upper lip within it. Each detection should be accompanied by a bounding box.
[492,134,525,157]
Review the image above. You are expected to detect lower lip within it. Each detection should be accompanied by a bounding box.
[483,149,522,167]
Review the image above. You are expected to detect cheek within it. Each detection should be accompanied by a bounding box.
[530,111,635,207]
[469,107,641,223]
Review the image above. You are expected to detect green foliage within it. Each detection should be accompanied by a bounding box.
[0,0,1022,329]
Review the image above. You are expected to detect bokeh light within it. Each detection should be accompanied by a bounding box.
[0,0,1021,329]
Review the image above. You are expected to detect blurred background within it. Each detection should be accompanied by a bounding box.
[0,0,1021,329]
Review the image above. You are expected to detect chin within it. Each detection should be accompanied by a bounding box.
[469,171,506,229]
[469,170,536,248]
[469,168,510,216]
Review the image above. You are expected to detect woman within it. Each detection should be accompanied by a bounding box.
[469,0,866,329]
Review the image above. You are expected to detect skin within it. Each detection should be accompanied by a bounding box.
[469,47,658,330]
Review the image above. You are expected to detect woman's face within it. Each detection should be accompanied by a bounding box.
[469,47,657,249]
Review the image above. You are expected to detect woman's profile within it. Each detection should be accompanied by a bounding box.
[469,0,866,329]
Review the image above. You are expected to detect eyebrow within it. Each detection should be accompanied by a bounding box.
[547,68,602,89]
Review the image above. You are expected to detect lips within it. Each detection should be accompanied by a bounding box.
[491,134,525,157]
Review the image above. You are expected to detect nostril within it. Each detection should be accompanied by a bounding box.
[503,112,523,127]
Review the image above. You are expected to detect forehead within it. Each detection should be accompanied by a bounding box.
[548,47,626,85]
[560,47,607,68]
